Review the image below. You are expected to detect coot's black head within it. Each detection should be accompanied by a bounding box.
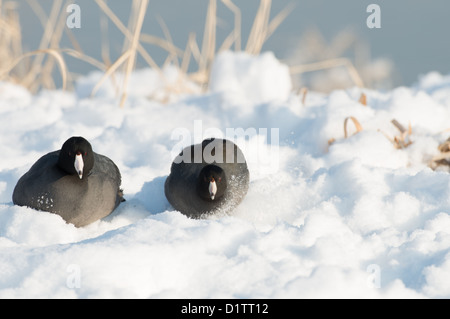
[197,165,227,201]
[57,136,94,180]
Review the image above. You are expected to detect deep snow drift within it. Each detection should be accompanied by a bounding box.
[1,51,450,298]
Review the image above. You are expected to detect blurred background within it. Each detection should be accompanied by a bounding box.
[3,0,450,93]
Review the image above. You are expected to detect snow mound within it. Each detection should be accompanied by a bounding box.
[209,51,292,109]
[1,51,450,298]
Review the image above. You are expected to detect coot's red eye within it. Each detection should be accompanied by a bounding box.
[84,152,87,156]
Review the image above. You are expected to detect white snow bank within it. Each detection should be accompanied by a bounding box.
[1,52,450,298]
[209,51,292,109]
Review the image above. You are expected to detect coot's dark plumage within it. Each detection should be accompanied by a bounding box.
[165,138,249,218]
[12,136,124,227]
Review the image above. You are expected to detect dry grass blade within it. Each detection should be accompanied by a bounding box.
[1,0,74,92]
[245,0,293,55]
[218,26,239,53]
[290,57,365,88]
[39,0,73,90]
[1,0,292,102]
[65,27,83,54]
[21,0,63,90]
[297,87,308,105]
[344,116,363,138]
[62,48,106,71]
[180,33,196,75]
[120,0,149,107]
[265,1,295,40]
[0,1,24,78]
[430,138,450,169]
[359,92,367,106]
[122,0,140,50]
[95,0,160,71]
[391,119,407,134]
[0,49,68,90]
[327,137,336,146]
[188,33,202,66]
[156,16,182,68]
[438,138,450,153]
[198,0,217,76]
[246,0,271,55]
[328,116,363,148]
[140,33,184,57]
[185,33,208,84]
[221,0,241,51]
[25,0,49,28]
[379,119,413,149]
[431,151,450,163]
[392,119,412,148]
[100,11,111,67]
[90,49,132,98]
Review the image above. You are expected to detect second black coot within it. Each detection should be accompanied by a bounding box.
[164,138,249,218]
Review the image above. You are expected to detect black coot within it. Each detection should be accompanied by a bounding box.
[165,138,249,218]
[12,136,124,227]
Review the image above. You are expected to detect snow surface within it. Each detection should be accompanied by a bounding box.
[1,51,450,298]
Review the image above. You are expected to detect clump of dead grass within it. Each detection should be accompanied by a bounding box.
[0,0,383,108]
[326,92,414,152]
[327,115,363,147]
[1,0,293,105]
[95,0,294,106]
[0,0,106,93]
[288,28,394,93]
[430,137,450,170]
[373,119,413,150]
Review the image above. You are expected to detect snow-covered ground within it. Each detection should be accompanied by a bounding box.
[1,51,450,298]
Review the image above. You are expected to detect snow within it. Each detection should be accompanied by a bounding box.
[1,51,450,298]
[209,51,292,108]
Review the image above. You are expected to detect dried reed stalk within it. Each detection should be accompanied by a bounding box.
[95,0,159,71]
[2,0,292,104]
[297,87,308,105]
[90,50,132,98]
[94,0,166,105]
[2,0,103,92]
[62,48,105,71]
[290,57,365,88]
[99,12,111,67]
[198,0,217,79]
[0,1,24,80]
[344,116,363,138]
[140,33,184,58]
[379,119,413,149]
[265,2,295,41]
[21,0,63,91]
[327,116,363,147]
[359,93,367,106]
[180,33,197,75]
[246,0,271,55]
[156,16,181,68]
[0,49,68,90]
[430,138,450,169]
[120,0,148,107]
[40,0,72,90]
[431,152,450,163]
[220,0,241,51]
